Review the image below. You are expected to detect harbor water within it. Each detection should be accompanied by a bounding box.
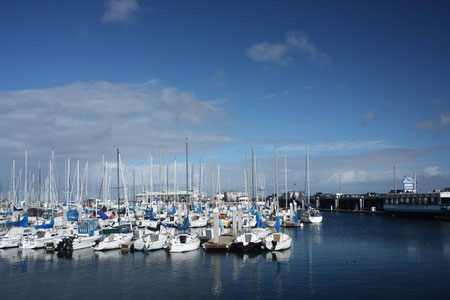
[1,212,449,299]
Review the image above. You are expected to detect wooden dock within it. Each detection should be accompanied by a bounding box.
[202,234,235,251]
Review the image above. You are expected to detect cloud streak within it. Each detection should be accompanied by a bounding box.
[102,0,139,24]
[247,31,330,66]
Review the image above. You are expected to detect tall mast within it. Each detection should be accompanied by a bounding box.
[24,150,27,205]
[306,145,310,205]
[186,137,189,202]
[285,151,288,208]
[251,147,255,200]
[117,148,121,226]
[66,158,70,208]
[102,154,105,202]
[149,153,153,204]
[12,160,15,204]
[199,151,202,201]
[159,146,162,201]
[166,164,169,203]
[211,151,214,205]
[245,146,249,199]
[174,157,177,203]
[38,161,41,203]
[275,145,278,206]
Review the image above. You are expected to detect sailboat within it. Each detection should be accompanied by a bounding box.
[301,146,323,224]
[263,216,292,251]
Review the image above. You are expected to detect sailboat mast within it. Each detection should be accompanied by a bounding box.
[306,145,310,205]
[186,137,189,203]
[285,151,288,208]
[117,148,121,226]
[211,151,214,205]
[199,151,202,201]
[174,157,177,203]
[24,150,27,205]
[149,153,153,204]
[275,145,278,207]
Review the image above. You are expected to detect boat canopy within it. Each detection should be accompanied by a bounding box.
[97,210,109,220]
[167,207,176,215]
[194,203,202,213]
[177,217,189,230]
[5,213,28,227]
[35,218,54,229]
[67,209,79,221]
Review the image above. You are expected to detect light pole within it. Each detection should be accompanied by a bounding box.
[393,164,399,193]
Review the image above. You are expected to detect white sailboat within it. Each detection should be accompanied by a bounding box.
[169,233,200,253]
[263,217,292,251]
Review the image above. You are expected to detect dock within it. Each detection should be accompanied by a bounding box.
[202,234,235,251]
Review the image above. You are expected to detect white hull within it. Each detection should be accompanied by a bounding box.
[263,233,292,251]
[94,233,133,251]
[252,228,272,239]
[301,215,323,223]
[189,219,208,228]
[134,233,169,251]
[170,234,200,253]
[72,236,98,250]
[0,238,20,249]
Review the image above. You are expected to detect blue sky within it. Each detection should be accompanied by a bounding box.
[1,0,449,195]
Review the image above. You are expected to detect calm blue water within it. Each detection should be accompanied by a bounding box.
[1,212,449,299]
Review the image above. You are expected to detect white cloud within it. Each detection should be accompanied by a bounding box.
[361,111,375,123]
[247,31,330,66]
[259,94,277,100]
[424,166,439,176]
[247,42,289,65]
[0,80,233,167]
[102,0,139,23]
[212,70,225,87]
[285,31,330,65]
[440,111,450,127]
[433,97,442,105]
[413,120,435,130]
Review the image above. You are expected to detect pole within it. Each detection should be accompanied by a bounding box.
[186,137,189,203]
[117,148,121,226]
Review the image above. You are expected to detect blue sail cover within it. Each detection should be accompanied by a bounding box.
[194,203,202,213]
[177,217,189,230]
[5,213,28,227]
[256,212,268,228]
[276,216,281,233]
[150,210,159,221]
[294,211,299,223]
[35,218,54,229]
[250,203,256,214]
[167,207,176,215]
[97,210,109,220]
[67,209,79,221]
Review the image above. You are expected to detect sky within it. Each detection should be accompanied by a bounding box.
[0,0,449,197]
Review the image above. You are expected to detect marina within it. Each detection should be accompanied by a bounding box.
[1,212,449,299]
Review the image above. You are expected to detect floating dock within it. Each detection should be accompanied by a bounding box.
[202,233,236,251]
